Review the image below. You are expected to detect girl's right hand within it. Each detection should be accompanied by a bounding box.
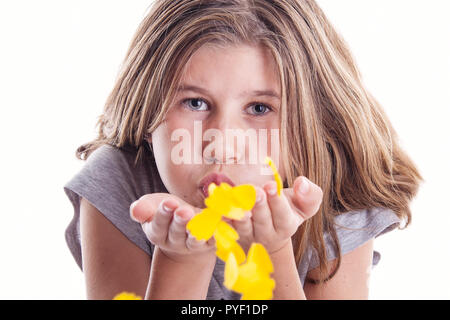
[130,194,216,263]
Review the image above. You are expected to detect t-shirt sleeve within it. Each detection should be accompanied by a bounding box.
[307,207,402,271]
[63,144,158,270]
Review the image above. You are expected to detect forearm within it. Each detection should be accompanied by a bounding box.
[145,246,216,300]
[270,240,307,300]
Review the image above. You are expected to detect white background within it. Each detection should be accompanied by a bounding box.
[0,0,448,299]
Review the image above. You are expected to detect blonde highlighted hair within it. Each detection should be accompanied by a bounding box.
[76,0,423,284]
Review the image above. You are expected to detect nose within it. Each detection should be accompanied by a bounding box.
[204,140,240,164]
[202,114,244,165]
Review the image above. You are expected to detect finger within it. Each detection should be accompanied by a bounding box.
[206,236,216,247]
[250,186,273,238]
[291,176,323,220]
[231,211,253,242]
[167,206,194,247]
[130,193,179,223]
[282,188,306,225]
[130,193,199,223]
[186,229,211,251]
[263,180,293,232]
[142,199,177,244]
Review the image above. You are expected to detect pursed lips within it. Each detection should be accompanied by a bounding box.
[198,172,235,198]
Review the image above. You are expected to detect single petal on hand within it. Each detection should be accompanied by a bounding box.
[215,220,239,241]
[265,156,282,196]
[231,184,257,210]
[224,206,246,220]
[205,186,232,215]
[186,208,222,240]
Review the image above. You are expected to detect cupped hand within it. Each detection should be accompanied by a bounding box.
[130,193,216,263]
[225,176,323,255]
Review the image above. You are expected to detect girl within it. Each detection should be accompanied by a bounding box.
[64,0,423,300]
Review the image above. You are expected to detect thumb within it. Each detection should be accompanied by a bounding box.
[130,193,177,223]
[292,176,323,220]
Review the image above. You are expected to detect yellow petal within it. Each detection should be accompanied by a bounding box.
[186,208,222,240]
[214,221,246,264]
[223,206,246,220]
[224,252,239,290]
[233,266,276,300]
[215,220,239,241]
[265,156,282,196]
[231,262,259,293]
[208,182,217,196]
[247,242,274,274]
[231,243,275,294]
[231,184,257,210]
[217,241,246,266]
[241,280,275,300]
[113,292,142,300]
[205,184,233,215]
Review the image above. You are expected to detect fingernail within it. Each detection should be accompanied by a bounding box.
[266,182,277,196]
[297,177,310,195]
[161,201,175,215]
[256,189,263,203]
[174,213,186,223]
[130,201,139,222]
[130,213,139,223]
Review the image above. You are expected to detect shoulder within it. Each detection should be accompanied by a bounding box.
[63,143,167,269]
[332,207,401,251]
[302,207,401,298]
[66,143,167,201]
[308,207,402,271]
[81,144,142,182]
[304,238,374,299]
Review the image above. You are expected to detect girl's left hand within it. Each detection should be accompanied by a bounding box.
[225,176,323,255]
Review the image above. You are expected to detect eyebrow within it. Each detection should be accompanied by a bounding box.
[176,84,280,100]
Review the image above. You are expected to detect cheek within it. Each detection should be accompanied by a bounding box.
[151,124,170,160]
[152,116,194,157]
[151,123,181,185]
[150,120,198,200]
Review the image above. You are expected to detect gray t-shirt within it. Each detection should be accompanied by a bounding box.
[64,144,401,299]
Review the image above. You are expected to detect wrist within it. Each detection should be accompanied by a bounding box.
[158,246,216,265]
[268,240,306,300]
[147,246,216,299]
[268,239,292,257]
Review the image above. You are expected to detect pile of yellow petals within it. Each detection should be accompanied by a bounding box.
[186,156,282,300]
[113,292,142,300]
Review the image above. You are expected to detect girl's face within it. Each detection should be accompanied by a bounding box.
[150,44,285,208]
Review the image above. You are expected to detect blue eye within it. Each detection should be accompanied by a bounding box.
[246,103,272,116]
[181,97,273,116]
[182,98,209,111]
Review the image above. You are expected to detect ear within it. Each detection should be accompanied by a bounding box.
[144,132,152,143]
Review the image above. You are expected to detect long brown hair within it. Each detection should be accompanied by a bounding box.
[75,0,423,284]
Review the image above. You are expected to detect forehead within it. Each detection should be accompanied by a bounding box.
[179,43,281,98]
